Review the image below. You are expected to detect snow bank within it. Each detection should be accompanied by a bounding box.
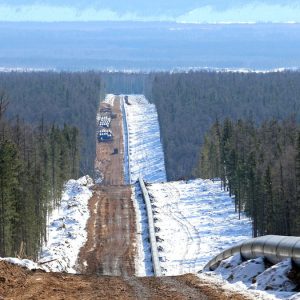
[0,176,93,273]
[103,93,115,106]
[38,175,93,273]
[146,179,252,275]
[123,95,167,183]
[202,255,299,299]
[0,257,44,271]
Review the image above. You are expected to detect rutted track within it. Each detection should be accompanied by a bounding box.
[78,97,136,276]
[78,185,136,276]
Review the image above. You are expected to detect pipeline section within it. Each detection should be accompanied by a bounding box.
[121,95,161,276]
[204,235,300,271]
[138,176,162,276]
[121,96,131,184]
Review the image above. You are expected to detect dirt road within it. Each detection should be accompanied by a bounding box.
[94,97,124,185]
[78,185,135,276]
[78,96,136,276]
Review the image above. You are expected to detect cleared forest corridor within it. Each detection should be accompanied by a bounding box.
[78,96,136,276]
[74,95,250,299]
[0,94,250,299]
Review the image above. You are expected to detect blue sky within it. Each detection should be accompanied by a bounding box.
[0,1,300,22]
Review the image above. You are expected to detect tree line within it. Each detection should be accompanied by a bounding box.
[0,71,102,176]
[0,92,80,258]
[147,71,300,180]
[195,118,300,237]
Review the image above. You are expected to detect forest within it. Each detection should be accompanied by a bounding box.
[0,92,80,257]
[2,70,300,252]
[0,71,103,258]
[0,72,102,175]
[148,71,300,180]
[195,118,300,237]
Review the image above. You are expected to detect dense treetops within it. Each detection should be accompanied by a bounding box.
[0,71,102,175]
[148,71,300,180]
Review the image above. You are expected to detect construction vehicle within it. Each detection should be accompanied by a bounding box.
[97,129,113,142]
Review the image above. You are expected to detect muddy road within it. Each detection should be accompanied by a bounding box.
[78,96,136,276]
[78,185,136,276]
[94,97,125,185]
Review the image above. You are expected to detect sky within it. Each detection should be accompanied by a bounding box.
[0,0,300,23]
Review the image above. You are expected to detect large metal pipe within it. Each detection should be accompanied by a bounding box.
[138,176,162,276]
[121,96,131,184]
[204,235,300,271]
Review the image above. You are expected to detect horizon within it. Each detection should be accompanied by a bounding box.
[1,1,300,23]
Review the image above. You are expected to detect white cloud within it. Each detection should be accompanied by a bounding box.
[0,3,300,23]
[177,3,300,23]
[0,4,174,22]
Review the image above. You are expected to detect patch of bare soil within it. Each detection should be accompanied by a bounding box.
[0,261,251,299]
[77,185,136,276]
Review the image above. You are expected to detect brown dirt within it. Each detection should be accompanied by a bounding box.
[0,261,252,300]
[95,97,124,185]
[77,96,136,276]
[77,185,136,276]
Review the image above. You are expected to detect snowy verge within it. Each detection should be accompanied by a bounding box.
[121,96,131,184]
[38,175,93,273]
[103,93,115,106]
[0,257,45,271]
[124,95,167,183]
[0,176,93,273]
[201,254,300,299]
[145,178,252,276]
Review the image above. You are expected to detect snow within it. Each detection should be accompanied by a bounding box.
[0,257,44,271]
[123,95,167,183]
[0,176,93,273]
[253,259,296,292]
[38,175,93,273]
[197,272,275,300]
[103,93,115,106]
[123,94,167,275]
[145,178,252,275]
[201,255,299,299]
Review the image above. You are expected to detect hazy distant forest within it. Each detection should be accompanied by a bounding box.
[149,71,300,180]
[2,70,300,255]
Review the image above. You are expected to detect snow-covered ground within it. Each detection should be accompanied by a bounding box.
[123,95,167,183]
[1,176,93,273]
[145,179,252,275]
[38,176,93,273]
[103,93,115,106]
[122,94,167,275]
[201,254,300,299]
